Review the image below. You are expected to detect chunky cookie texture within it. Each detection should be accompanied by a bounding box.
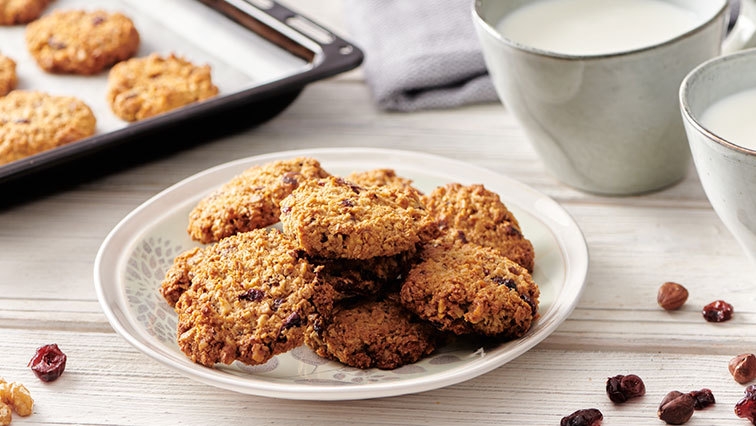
[161,158,541,370]
[347,168,418,191]
[305,295,438,369]
[106,53,218,122]
[26,9,140,75]
[187,157,330,244]
[422,183,535,272]
[311,247,418,300]
[280,176,430,259]
[400,237,539,338]
[171,229,334,367]
[159,247,204,308]
[0,0,51,25]
[0,54,17,96]
[0,90,96,165]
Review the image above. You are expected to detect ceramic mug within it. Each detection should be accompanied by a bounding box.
[473,0,731,195]
[680,48,756,265]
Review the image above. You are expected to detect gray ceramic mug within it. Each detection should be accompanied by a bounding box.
[681,49,756,265]
[473,0,730,195]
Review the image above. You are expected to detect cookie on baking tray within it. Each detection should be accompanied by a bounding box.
[106,53,218,122]
[0,53,17,96]
[0,90,96,166]
[400,237,539,338]
[187,157,331,244]
[305,294,439,370]
[280,176,430,260]
[25,9,140,75]
[0,0,52,25]
[422,183,535,272]
[172,228,336,367]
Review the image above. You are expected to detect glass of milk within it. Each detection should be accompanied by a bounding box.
[681,48,756,265]
[473,0,731,195]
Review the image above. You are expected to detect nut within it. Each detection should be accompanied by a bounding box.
[0,379,33,418]
[658,391,695,425]
[657,282,688,310]
[730,353,756,384]
[0,403,10,426]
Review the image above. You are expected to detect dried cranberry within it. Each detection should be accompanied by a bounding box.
[560,408,602,426]
[736,384,756,424]
[28,343,67,382]
[702,300,734,322]
[606,374,646,403]
[689,388,715,410]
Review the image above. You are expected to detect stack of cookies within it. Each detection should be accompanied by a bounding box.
[0,4,218,165]
[160,157,540,370]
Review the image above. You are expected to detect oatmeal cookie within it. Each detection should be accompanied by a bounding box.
[280,176,429,259]
[187,157,330,244]
[0,90,96,165]
[0,0,51,25]
[106,53,218,122]
[159,246,204,307]
[422,183,535,272]
[0,53,17,96]
[311,247,418,299]
[305,295,438,369]
[25,9,140,75]
[347,168,417,190]
[400,238,539,338]
[173,229,335,367]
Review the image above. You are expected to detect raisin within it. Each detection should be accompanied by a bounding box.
[281,172,299,186]
[491,276,516,290]
[239,288,264,302]
[28,343,67,382]
[282,312,301,329]
[606,374,646,403]
[560,408,602,426]
[736,384,756,424]
[702,300,734,322]
[272,298,284,311]
[340,199,355,207]
[688,388,715,410]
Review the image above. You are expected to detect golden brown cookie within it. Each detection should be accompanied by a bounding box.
[280,176,429,259]
[106,53,218,122]
[400,238,539,338]
[347,168,417,190]
[159,246,204,307]
[305,295,438,369]
[25,9,140,75]
[0,0,52,25]
[0,90,96,166]
[172,229,335,367]
[0,53,17,96]
[187,157,330,244]
[422,183,535,272]
[311,247,418,300]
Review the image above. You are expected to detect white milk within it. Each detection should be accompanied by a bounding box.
[701,88,756,151]
[497,0,701,55]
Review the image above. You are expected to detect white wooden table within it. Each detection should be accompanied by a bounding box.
[2,1,756,424]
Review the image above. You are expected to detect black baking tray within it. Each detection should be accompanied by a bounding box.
[0,0,362,193]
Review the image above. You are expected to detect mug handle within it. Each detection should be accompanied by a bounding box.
[723,0,756,53]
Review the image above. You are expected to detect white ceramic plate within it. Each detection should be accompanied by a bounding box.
[94,147,589,400]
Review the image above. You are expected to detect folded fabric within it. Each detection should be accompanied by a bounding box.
[343,0,499,112]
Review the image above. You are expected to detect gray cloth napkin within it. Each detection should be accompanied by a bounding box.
[344,0,499,112]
